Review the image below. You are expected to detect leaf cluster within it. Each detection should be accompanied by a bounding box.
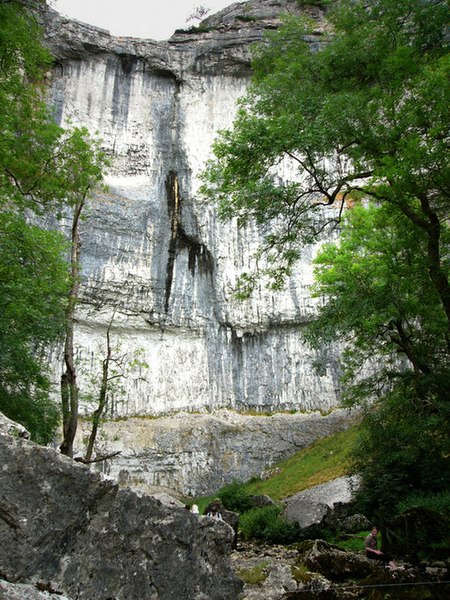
[350,380,450,518]
[307,202,448,383]
[202,0,449,516]
[0,1,108,441]
[0,212,69,442]
[201,0,450,293]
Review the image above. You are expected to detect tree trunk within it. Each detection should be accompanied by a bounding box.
[402,194,450,334]
[59,192,87,457]
[84,311,114,462]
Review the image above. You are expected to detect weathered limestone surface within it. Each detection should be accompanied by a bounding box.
[0,432,242,600]
[0,412,30,439]
[74,408,358,496]
[40,0,342,417]
[283,476,360,529]
[0,580,72,600]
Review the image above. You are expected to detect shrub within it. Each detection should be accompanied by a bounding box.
[239,505,302,544]
[396,491,450,518]
[217,481,254,513]
[332,531,369,553]
[237,561,269,585]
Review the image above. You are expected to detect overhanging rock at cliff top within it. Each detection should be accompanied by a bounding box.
[41,0,340,417]
[0,431,242,600]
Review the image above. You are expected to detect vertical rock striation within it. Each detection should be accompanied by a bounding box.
[41,1,340,417]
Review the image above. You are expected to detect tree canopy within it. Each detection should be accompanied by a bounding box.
[307,203,449,391]
[307,202,450,513]
[0,0,106,442]
[202,0,450,520]
[202,0,449,320]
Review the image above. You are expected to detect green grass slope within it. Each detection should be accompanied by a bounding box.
[191,423,360,511]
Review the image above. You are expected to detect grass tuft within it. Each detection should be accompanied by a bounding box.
[237,561,269,585]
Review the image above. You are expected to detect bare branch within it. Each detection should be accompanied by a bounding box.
[74,450,122,464]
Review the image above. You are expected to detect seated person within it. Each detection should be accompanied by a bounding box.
[365,527,397,568]
[206,507,223,521]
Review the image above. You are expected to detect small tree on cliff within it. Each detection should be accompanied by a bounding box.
[58,130,106,458]
[186,5,210,24]
[79,310,148,463]
[0,0,107,442]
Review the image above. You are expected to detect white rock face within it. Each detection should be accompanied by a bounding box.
[283,476,361,528]
[74,409,356,496]
[43,1,341,417]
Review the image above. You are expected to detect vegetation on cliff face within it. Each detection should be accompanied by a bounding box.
[203,0,449,524]
[0,0,106,443]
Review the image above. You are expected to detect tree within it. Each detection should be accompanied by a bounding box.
[201,0,449,520]
[58,129,107,458]
[0,212,68,443]
[0,0,106,443]
[79,310,148,463]
[307,203,448,396]
[186,5,210,23]
[306,202,450,514]
[201,0,449,324]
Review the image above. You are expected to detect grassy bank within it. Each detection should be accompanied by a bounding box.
[190,423,360,512]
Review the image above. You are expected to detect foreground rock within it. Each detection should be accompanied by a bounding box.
[0,433,242,600]
[0,412,30,438]
[0,580,72,600]
[232,541,450,600]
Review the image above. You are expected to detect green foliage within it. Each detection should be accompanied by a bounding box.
[2,387,60,446]
[79,342,148,418]
[350,387,450,518]
[202,0,449,312]
[217,480,254,513]
[290,563,313,585]
[332,531,369,554]
[0,1,107,442]
[306,200,449,517]
[202,0,450,531]
[307,202,448,399]
[239,505,302,544]
[235,15,257,23]
[237,562,269,585]
[396,492,450,518]
[0,211,68,442]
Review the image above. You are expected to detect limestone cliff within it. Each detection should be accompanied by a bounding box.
[75,408,356,496]
[41,0,340,417]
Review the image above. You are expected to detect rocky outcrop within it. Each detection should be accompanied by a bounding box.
[0,412,30,439]
[74,408,358,495]
[283,476,360,529]
[233,540,450,600]
[37,0,344,418]
[0,580,72,600]
[0,432,242,600]
[297,539,376,582]
[231,543,300,600]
